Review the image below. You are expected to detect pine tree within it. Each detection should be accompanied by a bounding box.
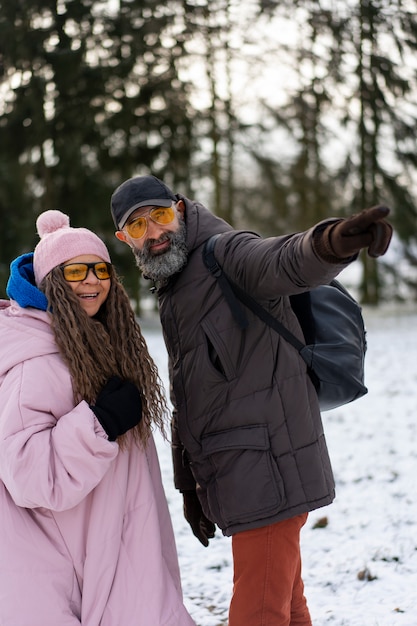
[0,0,194,305]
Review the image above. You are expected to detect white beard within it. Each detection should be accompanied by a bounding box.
[133,218,188,281]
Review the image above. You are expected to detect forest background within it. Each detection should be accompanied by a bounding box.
[1,0,416,310]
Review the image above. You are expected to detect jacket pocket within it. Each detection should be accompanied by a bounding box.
[200,318,237,380]
[200,424,285,528]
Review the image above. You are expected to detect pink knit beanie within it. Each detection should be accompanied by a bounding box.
[34,210,111,285]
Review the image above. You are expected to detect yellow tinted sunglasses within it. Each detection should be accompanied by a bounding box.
[125,206,176,239]
[60,262,112,282]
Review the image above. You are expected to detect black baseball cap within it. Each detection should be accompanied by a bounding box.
[111,175,177,229]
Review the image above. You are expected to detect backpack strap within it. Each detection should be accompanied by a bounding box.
[204,234,249,330]
[203,235,305,353]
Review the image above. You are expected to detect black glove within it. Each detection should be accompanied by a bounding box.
[182,490,216,547]
[90,376,142,441]
[324,205,393,259]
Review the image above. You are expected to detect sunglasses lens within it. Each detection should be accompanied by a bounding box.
[150,206,175,225]
[94,263,111,279]
[126,217,147,239]
[63,264,88,281]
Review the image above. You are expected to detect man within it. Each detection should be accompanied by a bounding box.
[111,174,392,626]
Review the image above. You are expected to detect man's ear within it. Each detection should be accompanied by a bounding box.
[176,199,185,217]
[115,230,128,243]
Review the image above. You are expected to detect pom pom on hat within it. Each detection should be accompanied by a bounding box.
[36,210,70,237]
[33,210,111,285]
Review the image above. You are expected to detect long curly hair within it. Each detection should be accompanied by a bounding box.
[41,265,167,446]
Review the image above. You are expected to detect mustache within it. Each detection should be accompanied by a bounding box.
[142,233,173,254]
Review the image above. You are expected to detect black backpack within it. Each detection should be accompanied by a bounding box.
[203,234,368,412]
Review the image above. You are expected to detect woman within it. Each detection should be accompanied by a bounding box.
[0,210,195,626]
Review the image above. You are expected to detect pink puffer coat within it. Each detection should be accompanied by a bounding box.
[0,300,195,626]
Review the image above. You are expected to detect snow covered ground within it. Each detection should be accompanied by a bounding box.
[143,304,417,626]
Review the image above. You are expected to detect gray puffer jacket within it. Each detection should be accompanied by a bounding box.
[157,197,350,536]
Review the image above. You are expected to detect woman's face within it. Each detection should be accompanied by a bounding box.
[62,254,111,317]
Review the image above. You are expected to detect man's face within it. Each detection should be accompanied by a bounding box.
[115,201,188,281]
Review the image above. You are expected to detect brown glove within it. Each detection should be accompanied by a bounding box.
[322,205,393,259]
[182,490,216,547]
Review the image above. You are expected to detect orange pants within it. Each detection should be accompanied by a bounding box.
[229,513,312,626]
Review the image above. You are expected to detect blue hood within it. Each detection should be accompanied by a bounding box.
[6,253,48,311]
